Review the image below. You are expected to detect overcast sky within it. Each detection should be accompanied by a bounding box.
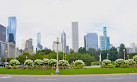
[0,0,137,50]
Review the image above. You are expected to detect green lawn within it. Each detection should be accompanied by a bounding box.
[0,68,137,75]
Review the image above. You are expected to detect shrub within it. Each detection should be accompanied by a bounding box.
[12,65,18,69]
[133,55,137,63]
[101,64,114,68]
[10,59,20,66]
[91,62,99,65]
[34,59,44,66]
[74,60,85,69]
[24,59,34,66]
[125,59,136,66]
[5,65,12,69]
[102,59,111,65]
[59,60,69,66]
[43,58,49,65]
[115,59,125,67]
[48,59,57,66]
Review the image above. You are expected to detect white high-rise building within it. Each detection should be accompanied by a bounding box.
[130,43,136,53]
[52,41,62,52]
[72,22,79,52]
[61,31,66,53]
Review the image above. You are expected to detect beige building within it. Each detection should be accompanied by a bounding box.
[5,42,16,58]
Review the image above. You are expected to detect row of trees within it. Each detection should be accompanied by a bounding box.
[78,44,128,61]
[1,43,131,66]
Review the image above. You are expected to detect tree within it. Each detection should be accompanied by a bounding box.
[108,47,118,61]
[101,50,108,60]
[118,44,127,59]
[78,47,87,54]
[70,49,74,54]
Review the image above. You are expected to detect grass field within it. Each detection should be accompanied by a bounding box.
[0,68,137,75]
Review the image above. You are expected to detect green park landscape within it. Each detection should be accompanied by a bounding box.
[1,44,137,75]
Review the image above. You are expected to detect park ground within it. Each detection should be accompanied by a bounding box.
[0,68,137,75]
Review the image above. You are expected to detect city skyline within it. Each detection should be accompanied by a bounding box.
[0,0,137,49]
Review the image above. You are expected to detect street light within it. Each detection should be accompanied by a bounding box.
[63,51,65,60]
[107,53,109,60]
[123,49,126,60]
[99,53,102,65]
[5,50,8,65]
[56,38,59,75]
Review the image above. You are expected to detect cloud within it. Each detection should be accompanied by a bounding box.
[0,0,137,50]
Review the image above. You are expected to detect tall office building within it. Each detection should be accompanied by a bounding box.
[66,46,70,54]
[72,22,79,52]
[61,31,66,53]
[52,41,63,52]
[0,24,6,60]
[24,38,34,54]
[29,38,33,51]
[37,33,43,51]
[100,27,110,50]
[84,33,98,50]
[7,17,17,44]
[130,43,136,53]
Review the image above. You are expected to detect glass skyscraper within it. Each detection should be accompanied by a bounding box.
[100,27,110,50]
[0,24,6,59]
[37,33,43,51]
[72,22,79,52]
[7,17,17,44]
[84,33,98,50]
[61,31,66,53]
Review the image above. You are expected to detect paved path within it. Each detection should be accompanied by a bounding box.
[84,65,100,68]
[0,74,137,82]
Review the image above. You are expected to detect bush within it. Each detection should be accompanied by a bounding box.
[125,59,136,66]
[5,65,12,69]
[120,64,129,68]
[43,58,49,65]
[24,59,34,66]
[10,59,20,66]
[102,59,111,65]
[133,55,137,63]
[115,59,125,67]
[101,64,114,68]
[59,60,69,66]
[91,62,99,65]
[48,59,57,66]
[74,60,85,69]
[34,59,44,66]
[12,65,18,69]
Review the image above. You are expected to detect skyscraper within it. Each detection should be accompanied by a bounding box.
[29,38,33,51]
[24,38,34,54]
[7,17,17,44]
[0,24,6,60]
[100,27,110,50]
[72,22,79,52]
[37,33,43,51]
[52,41,63,52]
[61,31,66,53]
[84,33,98,50]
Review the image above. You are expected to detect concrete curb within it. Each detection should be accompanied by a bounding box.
[0,73,137,77]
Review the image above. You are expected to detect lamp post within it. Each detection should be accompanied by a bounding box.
[5,50,8,65]
[127,55,129,60]
[107,53,109,60]
[123,49,126,60]
[65,53,66,60]
[63,51,65,60]
[99,53,102,65]
[56,38,59,75]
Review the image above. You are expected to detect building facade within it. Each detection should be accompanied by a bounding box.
[0,24,6,60]
[84,33,98,50]
[100,27,110,50]
[37,33,43,51]
[66,46,69,54]
[61,31,66,53]
[7,17,17,44]
[72,22,79,52]
[24,38,34,54]
[52,41,62,52]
